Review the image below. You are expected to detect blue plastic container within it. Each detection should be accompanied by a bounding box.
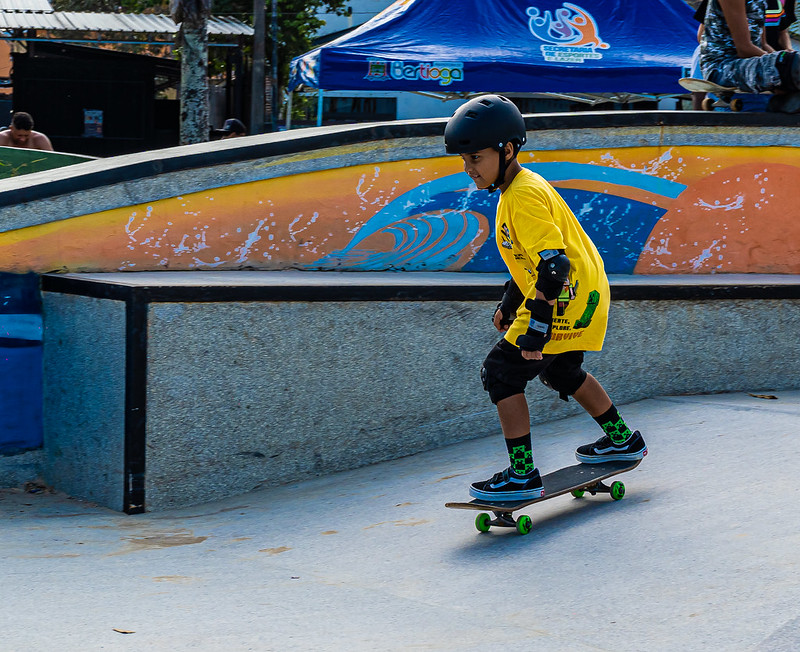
[0,273,43,453]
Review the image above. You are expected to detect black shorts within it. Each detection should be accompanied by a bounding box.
[481,339,587,404]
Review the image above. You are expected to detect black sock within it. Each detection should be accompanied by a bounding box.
[505,433,535,475]
[593,405,633,445]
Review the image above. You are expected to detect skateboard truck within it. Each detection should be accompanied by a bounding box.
[701,93,743,112]
[572,478,626,500]
[476,510,534,535]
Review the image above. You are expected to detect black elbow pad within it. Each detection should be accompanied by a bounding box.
[535,249,570,301]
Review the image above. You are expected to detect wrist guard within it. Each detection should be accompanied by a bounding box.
[515,298,553,352]
[495,279,524,327]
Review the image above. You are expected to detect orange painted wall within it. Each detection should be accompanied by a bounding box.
[1,143,799,274]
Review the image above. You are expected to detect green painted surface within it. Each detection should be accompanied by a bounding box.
[0,146,94,179]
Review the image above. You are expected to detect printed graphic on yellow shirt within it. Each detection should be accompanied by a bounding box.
[574,290,600,328]
[556,281,577,317]
[500,223,514,250]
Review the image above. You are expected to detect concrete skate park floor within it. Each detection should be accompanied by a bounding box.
[3,391,800,652]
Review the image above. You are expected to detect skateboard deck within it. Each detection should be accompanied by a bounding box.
[679,77,741,95]
[445,459,642,535]
[678,77,747,111]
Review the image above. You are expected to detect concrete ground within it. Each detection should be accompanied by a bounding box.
[3,391,800,652]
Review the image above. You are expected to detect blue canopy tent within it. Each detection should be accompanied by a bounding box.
[288,0,697,123]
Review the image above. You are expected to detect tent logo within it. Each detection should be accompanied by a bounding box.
[365,59,464,86]
[526,2,609,63]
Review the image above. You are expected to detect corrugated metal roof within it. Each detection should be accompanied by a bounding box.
[0,0,51,11]
[0,11,253,35]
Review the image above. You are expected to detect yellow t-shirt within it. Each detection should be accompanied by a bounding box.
[497,167,610,354]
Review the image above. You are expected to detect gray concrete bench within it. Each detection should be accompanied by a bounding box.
[41,271,800,513]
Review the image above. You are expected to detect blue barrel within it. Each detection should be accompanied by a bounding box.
[0,272,42,453]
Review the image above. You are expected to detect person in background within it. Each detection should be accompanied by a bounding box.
[697,0,796,56]
[0,112,53,151]
[701,0,800,112]
[211,118,247,140]
[764,0,796,51]
[691,0,711,109]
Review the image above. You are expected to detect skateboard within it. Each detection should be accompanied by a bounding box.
[678,77,745,112]
[445,459,642,535]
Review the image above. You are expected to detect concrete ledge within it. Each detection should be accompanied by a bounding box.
[4,109,798,208]
[40,272,800,512]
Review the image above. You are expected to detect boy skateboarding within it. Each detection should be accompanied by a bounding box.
[444,95,646,502]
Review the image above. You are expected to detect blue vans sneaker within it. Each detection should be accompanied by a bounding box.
[575,430,647,464]
[469,467,544,501]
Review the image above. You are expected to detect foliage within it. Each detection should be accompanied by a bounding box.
[51,0,170,12]
[170,0,213,27]
[220,0,350,90]
[52,0,350,86]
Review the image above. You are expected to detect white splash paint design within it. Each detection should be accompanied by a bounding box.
[194,230,209,251]
[288,212,320,242]
[235,219,266,263]
[287,216,302,241]
[597,148,684,180]
[689,237,728,272]
[355,167,381,207]
[654,236,673,256]
[697,195,744,211]
[174,234,191,255]
[578,195,599,218]
[125,214,143,239]
[190,256,226,268]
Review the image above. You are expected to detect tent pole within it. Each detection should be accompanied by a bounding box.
[286,91,293,130]
[317,88,324,127]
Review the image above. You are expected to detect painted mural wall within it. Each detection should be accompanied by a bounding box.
[0,143,798,275]
[0,146,92,180]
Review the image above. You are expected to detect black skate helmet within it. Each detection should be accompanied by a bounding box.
[444,94,527,192]
[444,94,526,154]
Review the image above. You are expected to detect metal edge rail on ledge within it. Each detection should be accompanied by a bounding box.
[40,271,800,303]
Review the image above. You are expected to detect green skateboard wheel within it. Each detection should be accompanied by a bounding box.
[610,481,626,501]
[475,512,491,533]
[516,515,532,535]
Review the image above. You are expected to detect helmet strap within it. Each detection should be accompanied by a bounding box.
[487,147,507,194]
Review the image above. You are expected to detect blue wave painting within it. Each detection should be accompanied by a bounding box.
[310,163,687,274]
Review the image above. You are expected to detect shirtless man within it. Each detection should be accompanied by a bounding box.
[0,112,53,151]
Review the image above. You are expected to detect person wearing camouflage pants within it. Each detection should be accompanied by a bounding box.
[700,0,800,110]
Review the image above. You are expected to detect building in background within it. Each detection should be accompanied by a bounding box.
[0,0,252,155]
